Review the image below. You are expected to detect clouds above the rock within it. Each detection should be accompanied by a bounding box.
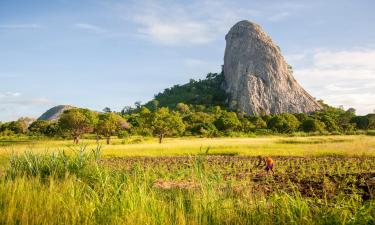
[288,49,375,115]
[126,1,238,45]
[124,0,301,45]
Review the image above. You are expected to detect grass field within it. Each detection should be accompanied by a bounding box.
[0,135,374,224]
[1,135,375,158]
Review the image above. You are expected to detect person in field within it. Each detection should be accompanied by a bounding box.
[256,156,275,174]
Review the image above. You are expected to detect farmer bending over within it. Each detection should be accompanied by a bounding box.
[256,156,275,174]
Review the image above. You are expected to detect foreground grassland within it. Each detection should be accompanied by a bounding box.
[0,136,374,224]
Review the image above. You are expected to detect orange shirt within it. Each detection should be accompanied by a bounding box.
[266,158,274,166]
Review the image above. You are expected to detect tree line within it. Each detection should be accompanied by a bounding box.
[1,101,375,144]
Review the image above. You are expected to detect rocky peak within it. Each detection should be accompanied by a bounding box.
[224,20,322,115]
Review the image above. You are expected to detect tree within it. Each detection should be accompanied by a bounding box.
[6,117,34,134]
[338,109,356,132]
[368,114,375,129]
[214,111,241,132]
[351,116,369,130]
[121,106,134,115]
[58,108,98,144]
[103,107,112,113]
[148,100,159,111]
[176,103,190,115]
[125,107,153,136]
[44,122,60,137]
[320,115,339,132]
[240,118,255,133]
[301,118,326,133]
[183,111,215,135]
[151,107,185,143]
[267,113,300,133]
[249,116,267,129]
[29,120,50,135]
[96,112,130,144]
[6,117,33,134]
[199,123,218,137]
[134,101,142,110]
[294,113,309,123]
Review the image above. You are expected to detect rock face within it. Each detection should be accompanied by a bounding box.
[224,20,321,115]
[38,105,74,121]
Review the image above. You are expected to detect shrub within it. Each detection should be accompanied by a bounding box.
[301,118,326,133]
[7,145,102,180]
[267,113,300,133]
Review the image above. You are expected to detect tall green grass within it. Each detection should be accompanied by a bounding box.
[0,146,373,224]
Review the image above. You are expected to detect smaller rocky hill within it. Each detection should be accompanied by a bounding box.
[38,105,74,121]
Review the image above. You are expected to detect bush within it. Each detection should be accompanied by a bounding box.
[330,131,342,135]
[289,132,309,137]
[267,113,300,133]
[214,112,241,132]
[118,131,130,138]
[301,118,326,133]
[254,129,274,135]
[7,145,102,180]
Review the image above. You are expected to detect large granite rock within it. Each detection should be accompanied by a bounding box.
[38,105,74,121]
[224,20,321,115]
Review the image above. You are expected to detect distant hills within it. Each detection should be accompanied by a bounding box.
[38,105,74,121]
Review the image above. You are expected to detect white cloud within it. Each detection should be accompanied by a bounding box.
[1,98,50,105]
[0,92,21,98]
[74,23,106,33]
[135,16,213,44]
[121,0,261,45]
[313,50,375,70]
[8,92,21,97]
[0,91,50,105]
[0,24,42,29]
[118,0,309,45]
[291,49,375,115]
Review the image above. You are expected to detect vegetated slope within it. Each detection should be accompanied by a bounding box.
[38,105,74,121]
[145,72,228,109]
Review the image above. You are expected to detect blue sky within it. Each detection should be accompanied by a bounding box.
[1,0,375,121]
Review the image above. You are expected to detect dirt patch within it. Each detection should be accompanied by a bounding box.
[154,179,198,190]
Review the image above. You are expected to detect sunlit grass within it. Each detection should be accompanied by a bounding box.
[0,135,374,159]
[0,147,373,225]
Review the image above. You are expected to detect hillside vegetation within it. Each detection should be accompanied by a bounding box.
[145,72,228,109]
